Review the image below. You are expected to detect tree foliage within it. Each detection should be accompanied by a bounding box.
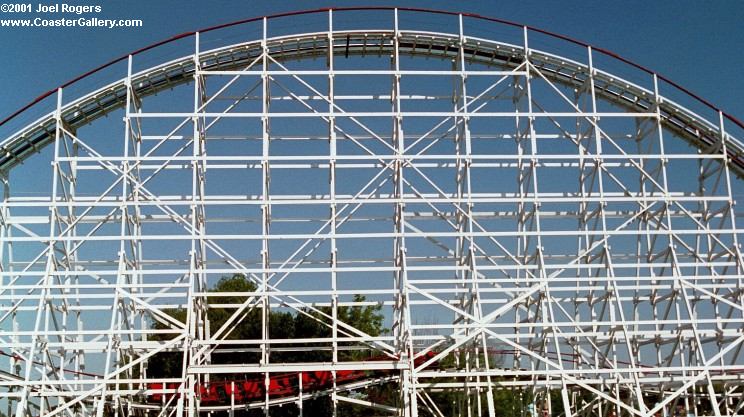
[144,275,567,416]
[147,274,385,416]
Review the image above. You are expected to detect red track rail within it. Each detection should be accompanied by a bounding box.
[0,7,742,133]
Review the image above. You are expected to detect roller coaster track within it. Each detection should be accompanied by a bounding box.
[2,8,743,417]
[1,9,742,174]
[7,346,736,410]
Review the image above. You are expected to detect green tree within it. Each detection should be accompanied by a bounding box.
[147,274,385,416]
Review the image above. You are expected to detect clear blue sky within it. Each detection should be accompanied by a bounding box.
[0,0,742,128]
[0,0,741,378]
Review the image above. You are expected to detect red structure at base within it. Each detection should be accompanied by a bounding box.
[148,352,438,405]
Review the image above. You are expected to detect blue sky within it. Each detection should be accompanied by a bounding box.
[0,0,742,129]
[0,0,742,379]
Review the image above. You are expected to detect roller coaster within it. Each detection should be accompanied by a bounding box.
[146,352,437,407]
[1,7,743,417]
